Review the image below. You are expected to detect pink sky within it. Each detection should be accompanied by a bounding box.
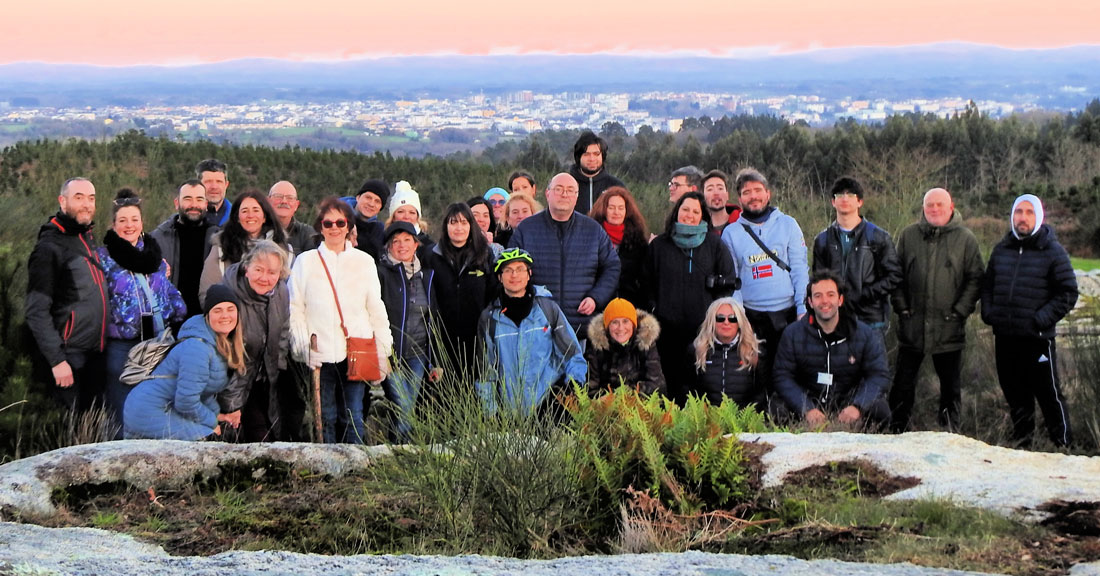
[4,0,1099,66]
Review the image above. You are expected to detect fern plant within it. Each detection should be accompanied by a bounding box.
[565,384,771,515]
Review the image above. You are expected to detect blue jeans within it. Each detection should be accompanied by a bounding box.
[104,338,139,440]
[319,360,367,444]
[383,355,426,442]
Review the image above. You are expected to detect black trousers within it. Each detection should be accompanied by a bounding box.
[34,349,105,415]
[995,335,1072,447]
[744,306,797,399]
[889,348,962,432]
[657,322,697,405]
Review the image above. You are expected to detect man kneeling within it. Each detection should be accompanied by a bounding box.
[773,270,890,430]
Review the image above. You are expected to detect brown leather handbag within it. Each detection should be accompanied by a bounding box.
[319,254,382,382]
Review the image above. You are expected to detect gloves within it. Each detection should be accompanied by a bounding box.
[308,348,324,370]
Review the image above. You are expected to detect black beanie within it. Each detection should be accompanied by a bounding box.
[356,179,391,205]
[204,284,240,315]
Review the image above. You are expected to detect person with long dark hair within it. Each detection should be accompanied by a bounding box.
[646,191,736,404]
[589,185,650,306]
[466,196,504,259]
[98,188,187,436]
[428,202,498,376]
[199,190,289,302]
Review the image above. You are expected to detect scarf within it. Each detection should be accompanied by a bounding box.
[384,252,422,280]
[671,222,708,250]
[104,229,163,274]
[501,286,534,326]
[602,221,625,246]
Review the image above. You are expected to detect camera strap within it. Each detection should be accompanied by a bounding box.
[741,224,791,272]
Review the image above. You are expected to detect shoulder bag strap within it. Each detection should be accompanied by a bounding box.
[317,253,349,339]
[741,223,791,272]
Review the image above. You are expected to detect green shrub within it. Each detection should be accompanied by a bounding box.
[565,384,771,515]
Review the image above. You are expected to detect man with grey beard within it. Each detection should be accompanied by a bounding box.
[151,179,216,317]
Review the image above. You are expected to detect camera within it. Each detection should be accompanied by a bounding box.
[705,274,741,291]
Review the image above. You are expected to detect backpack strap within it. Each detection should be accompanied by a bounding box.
[741,223,791,272]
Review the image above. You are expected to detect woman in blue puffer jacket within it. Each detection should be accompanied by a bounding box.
[123,285,247,440]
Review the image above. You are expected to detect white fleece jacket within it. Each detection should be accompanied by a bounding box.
[288,241,393,365]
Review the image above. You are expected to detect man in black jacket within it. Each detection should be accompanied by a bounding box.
[812,176,901,343]
[773,270,890,430]
[981,194,1078,447]
[25,177,108,412]
[151,179,215,317]
[568,130,625,215]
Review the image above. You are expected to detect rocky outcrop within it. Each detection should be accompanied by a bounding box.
[0,440,390,518]
[743,431,1100,518]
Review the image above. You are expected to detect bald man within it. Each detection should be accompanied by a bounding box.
[889,188,984,433]
[269,181,317,256]
[508,172,621,336]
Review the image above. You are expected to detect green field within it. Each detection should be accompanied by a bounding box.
[1072,256,1100,272]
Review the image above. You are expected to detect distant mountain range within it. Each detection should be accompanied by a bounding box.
[2,43,1099,108]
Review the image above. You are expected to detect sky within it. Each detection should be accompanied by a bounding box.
[4,0,1099,66]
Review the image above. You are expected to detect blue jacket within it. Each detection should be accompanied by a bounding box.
[477,286,587,414]
[773,312,889,416]
[508,211,621,332]
[123,315,230,440]
[980,224,1078,339]
[720,208,809,315]
[97,239,187,341]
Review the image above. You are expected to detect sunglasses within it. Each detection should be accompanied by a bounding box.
[112,197,142,207]
[322,219,347,229]
[715,314,738,324]
[488,198,506,206]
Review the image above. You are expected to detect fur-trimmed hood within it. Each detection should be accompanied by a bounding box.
[586,309,660,352]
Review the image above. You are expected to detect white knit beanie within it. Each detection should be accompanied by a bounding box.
[389,180,422,218]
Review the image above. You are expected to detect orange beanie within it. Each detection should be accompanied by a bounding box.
[602,298,637,329]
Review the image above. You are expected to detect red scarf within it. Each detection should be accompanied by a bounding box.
[602,221,624,246]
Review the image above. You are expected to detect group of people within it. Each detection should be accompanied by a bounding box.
[26,130,1080,448]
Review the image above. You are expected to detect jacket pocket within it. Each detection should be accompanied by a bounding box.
[62,311,75,343]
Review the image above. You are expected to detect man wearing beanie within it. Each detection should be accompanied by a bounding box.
[981,194,1078,447]
[352,178,391,260]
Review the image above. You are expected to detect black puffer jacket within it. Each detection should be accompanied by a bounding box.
[691,339,763,408]
[25,212,107,366]
[427,243,498,369]
[812,219,901,324]
[980,225,1078,338]
[773,312,889,415]
[584,310,665,395]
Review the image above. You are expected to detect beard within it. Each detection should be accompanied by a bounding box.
[181,207,206,224]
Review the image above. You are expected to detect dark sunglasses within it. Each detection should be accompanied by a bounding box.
[715,314,738,324]
[489,199,506,206]
[112,197,142,207]
[322,219,347,229]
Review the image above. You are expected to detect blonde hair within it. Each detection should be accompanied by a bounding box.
[502,192,543,229]
[693,297,759,372]
[210,315,247,373]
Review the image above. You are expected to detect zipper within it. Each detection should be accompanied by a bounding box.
[80,233,108,350]
[63,311,75,343]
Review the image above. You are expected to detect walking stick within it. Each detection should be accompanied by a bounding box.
[310,334,323,443]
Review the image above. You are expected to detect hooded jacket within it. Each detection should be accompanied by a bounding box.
[773,310,889,415]
[217,262,290,423]
[812,218,902,324]
[25,212,108,366]
[122,315,229,440]
[477,285,587,414]
[720,207,809,315]
[980,197,1077,339]
[568,164,626,216]
[584,310,665,395]
[892,210,985,354]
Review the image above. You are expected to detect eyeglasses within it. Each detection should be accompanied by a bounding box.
[488,199,506,206]
[113,197,142,207]
[715,314,738,324]
[668,181,687,189]
[269,194,298,202]
[550,186,578,196]
[500,267,529,276]
[833,192,858,199]
[321,219,347,229]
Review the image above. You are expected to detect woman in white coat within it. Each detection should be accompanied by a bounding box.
[289,197,393,444]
